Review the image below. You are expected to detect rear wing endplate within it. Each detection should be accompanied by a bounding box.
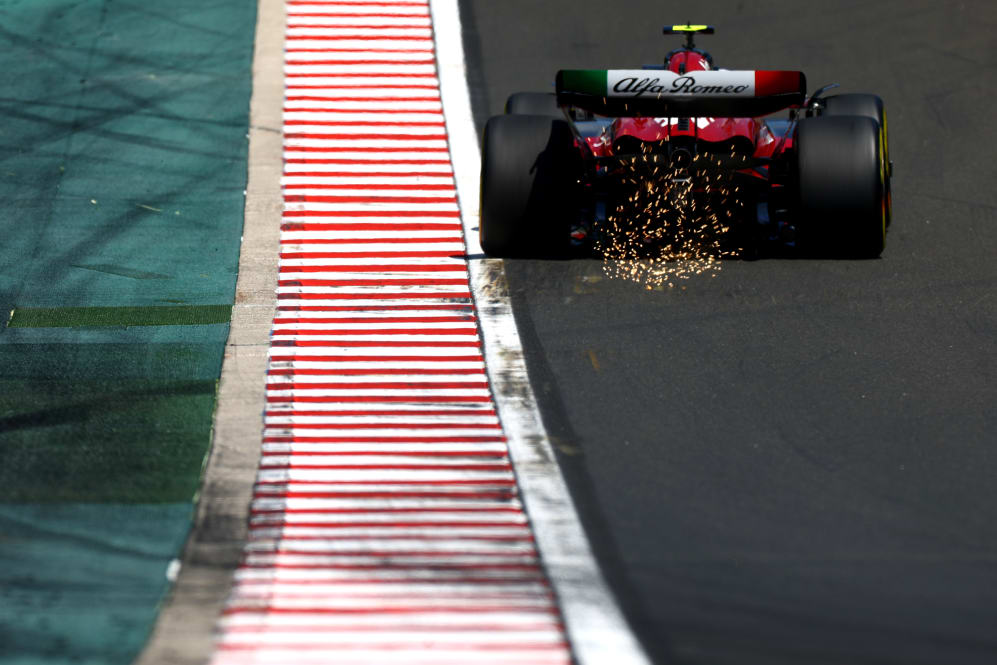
[556,69,806,117]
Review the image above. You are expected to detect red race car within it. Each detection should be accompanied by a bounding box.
[479,25,892,260]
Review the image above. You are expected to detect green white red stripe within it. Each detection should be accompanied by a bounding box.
[557,68,806,98]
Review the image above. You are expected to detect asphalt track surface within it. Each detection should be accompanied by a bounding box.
[459,2,997,664]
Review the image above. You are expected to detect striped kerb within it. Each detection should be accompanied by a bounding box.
[210,1,572,663]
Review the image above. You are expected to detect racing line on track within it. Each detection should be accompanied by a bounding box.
[211,2,571,663]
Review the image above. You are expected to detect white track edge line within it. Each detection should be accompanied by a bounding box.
[429,2,652,664]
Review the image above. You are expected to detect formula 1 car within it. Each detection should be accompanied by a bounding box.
[479,25,892,260]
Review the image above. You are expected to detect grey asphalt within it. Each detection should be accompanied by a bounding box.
[458,2,997,664]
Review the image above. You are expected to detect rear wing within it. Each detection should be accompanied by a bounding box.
[556,69,806,117]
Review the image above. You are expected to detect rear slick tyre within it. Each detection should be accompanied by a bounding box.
[796,115,887,259]
[822,94,886,131]
[479,114,580,257]
[822,93,892,227]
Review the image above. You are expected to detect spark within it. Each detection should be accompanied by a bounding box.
[594,151,743,289]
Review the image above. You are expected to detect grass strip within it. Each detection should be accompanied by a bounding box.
[8,305,232,328]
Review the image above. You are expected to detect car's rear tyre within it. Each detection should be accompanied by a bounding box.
[480,114,580,257]
[822,94,885,128]
[822,93,892,226]
[505,92,561,116]
[795,115,888,258]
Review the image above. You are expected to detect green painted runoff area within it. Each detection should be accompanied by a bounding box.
[0,0,257,663]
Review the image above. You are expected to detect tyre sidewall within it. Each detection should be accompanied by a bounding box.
[823,94,892,227]
[479,115,580,257]
[795,115,887,258]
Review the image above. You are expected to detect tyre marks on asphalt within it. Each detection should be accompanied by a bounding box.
[210,1,571,662]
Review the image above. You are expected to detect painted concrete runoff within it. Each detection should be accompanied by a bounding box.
[0,1,256,663]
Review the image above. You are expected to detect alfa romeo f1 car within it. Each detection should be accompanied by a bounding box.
[479,25,892,260]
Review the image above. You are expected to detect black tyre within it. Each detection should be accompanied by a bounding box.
[479,114,580,257]
[795,115,888,258]
[823,93,892,225]
[505,92,561,116]
[822,93,885,128]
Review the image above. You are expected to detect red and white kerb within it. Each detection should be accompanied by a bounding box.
[211,1,572,663]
